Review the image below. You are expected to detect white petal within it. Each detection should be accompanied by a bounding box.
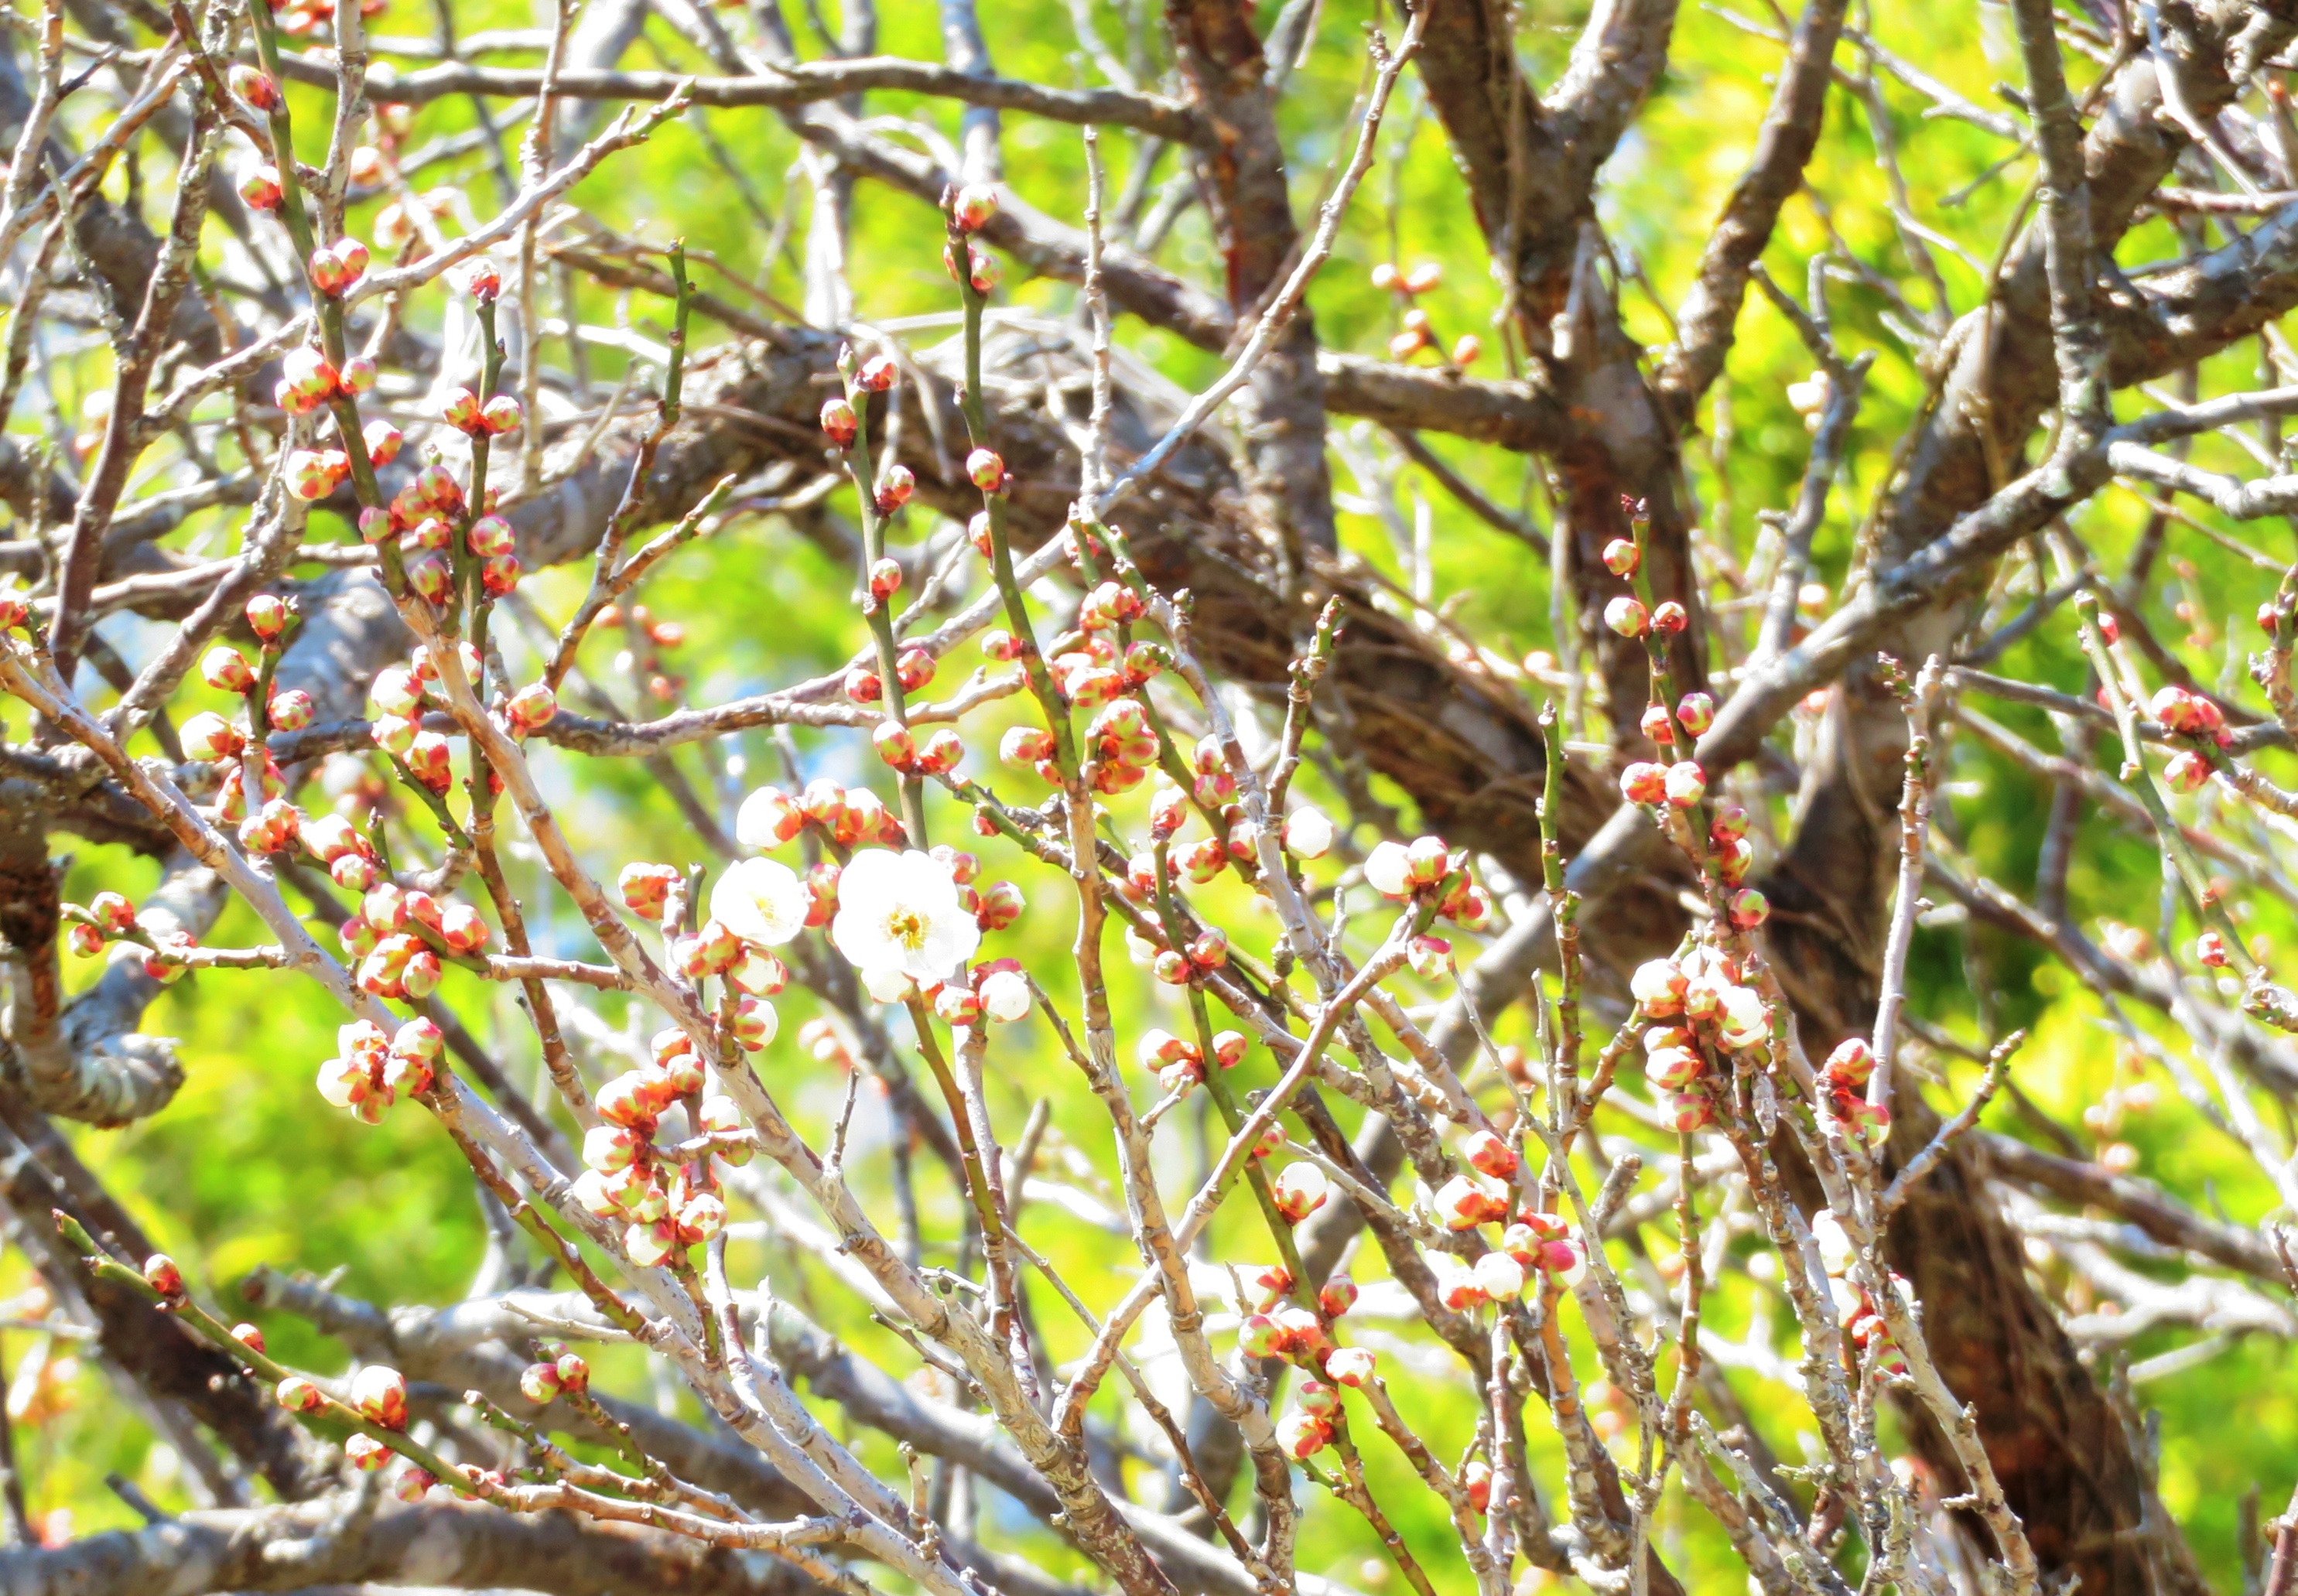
[711,858,808,947]
[860,962,914,1003]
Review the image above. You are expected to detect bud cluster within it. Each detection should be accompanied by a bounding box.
[569,1029,734,1266]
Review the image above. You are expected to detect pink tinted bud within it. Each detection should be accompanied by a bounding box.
[340,357,378,395]
[1727,887,1769,928]
[1276,1412,1331,1461]
[1620,761,1667,805]
[966,447,1005,491]
[872,721,916,770]
[2164,750,2210,795]
[406,555,451,604]
[1640,702,1676,744]
[1604,596,1647,637]
[230,63,280,109]
[351,1365,409,1429]
[1650,600,1688,634]
[480,395,522,436]
[1602,538,1640,576]
[2197,930,2231,968]
[1463,1129,1518,1179]
[467,515,515,559]
[1270,1164,1328,1223]
[876,463,916,514]
[276,1376,325,1412]
[202,646,255,693]
[1676,692,1715,735]
[1318,1274,1359,1318]
[238,164,283,210]
[268,689,313,730]
[952,183,1000,231]
[440,388,484,432]
[180,712,241,761]
[819,396,858,446]
[1239,1313,1285,1359]
[142,1254,184,1297]
[344,1434,393,1471]
[1663,761,1706,808]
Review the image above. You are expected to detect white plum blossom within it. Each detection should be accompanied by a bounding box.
[832,849,981,987]
[710,858,809,948]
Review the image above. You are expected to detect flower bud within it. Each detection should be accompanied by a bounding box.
[1601,538,1640,576]
[351,1364,408,1429]
[143,1253,184,1298]
[1463,1129,1518,1179]
[276,1376,324,1412]
[1650,600,1688,634]
[268,689,313,730]
[1276,1411,1331,1460]
[480,395,522,436]
[1727,887,1769,928]
[230,63,280,110]
[1619,761,1667,805]
[873,721,916,770]
[180,711,241,761]
[966,447,1005,492]
[201,647,255,693]
[344,1434,393,1471]
[1270,1163,1328,1222]
[819,396,858,446]
[1325,1345,1376,1386]
[951,183,1000,231]
[1603,596,1647,637]
[875,463,915,514]
[239,164,283,210]
[2164,750,2210,795]
[1663,761,1706,808]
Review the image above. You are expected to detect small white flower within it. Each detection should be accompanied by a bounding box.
[1363,839,1412,897]
[1716,983,1769,1051]
[832,849,981,985]
[1283,805,1334,860]
[710,857,809,948]
[980,969,1031,1023]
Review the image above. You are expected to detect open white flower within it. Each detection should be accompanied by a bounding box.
[710,857,809,948]
[830,849,980,985]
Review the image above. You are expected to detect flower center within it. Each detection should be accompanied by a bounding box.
[883,905,928,952]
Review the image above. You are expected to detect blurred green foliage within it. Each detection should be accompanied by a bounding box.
[9,0,2297,1584]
